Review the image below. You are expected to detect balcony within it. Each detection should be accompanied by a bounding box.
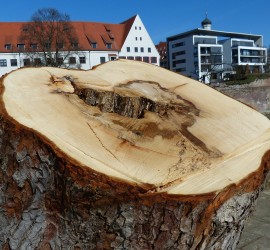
[200,51,211,56]
[200,49,222,56]
[201,65,211,72]
[240,48,266,57]
[201,61,211,65]
[240,54,265,57]
[240,60,265,64]
[210,52,222,56]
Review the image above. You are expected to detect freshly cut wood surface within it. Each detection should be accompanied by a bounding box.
[2,59,270,195]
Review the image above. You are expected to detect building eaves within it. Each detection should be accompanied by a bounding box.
[167,28,262,42]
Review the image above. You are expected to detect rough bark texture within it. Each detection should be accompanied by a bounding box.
[0,116,269,250]
[73,81,195,119]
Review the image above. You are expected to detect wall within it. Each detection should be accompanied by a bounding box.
[216,78,270,115]
[120,15,160,65]
[0,53,21,76]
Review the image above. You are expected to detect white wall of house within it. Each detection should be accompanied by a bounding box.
[198,44,223,83]
[119,15,160,65]
[222,38,267,69]
[0,49,135,75]
[76,51,91,70]
[88,51,119,69]
[0,53,21,76]
[0,51,93,75]
[56,51,91,70]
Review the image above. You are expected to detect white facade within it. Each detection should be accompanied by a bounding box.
[167,20,267,83]
[168,34,223,83]
[222,38,267,68]
[197,43,223,83]
[87,51,119,69]
[0,53,20,76]
[119,15,159,65]
[0,15,159,76]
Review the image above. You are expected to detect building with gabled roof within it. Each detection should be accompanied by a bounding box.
[119,15,159,64]
[0,14,159,76]
[156,42,168,68]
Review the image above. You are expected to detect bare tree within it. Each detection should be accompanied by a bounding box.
[20,8,80,67]
[265,45,270,73]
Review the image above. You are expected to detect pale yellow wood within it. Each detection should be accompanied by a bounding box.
[3,60,270,194]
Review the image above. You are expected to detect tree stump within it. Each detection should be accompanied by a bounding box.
[0,60,270,249]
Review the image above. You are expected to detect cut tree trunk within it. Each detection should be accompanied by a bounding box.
[0,60,270,249]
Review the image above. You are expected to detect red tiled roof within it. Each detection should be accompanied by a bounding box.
[156,42,167,60]
[155,42,167,51]
[0,16,136,53]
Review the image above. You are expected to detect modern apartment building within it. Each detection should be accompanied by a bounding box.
[167,17,267,83]
[0,14,159,76]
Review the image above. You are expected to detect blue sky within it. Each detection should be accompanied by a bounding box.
[2,0,270,47]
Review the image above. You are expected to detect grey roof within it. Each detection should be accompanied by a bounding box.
[167,28,262,42]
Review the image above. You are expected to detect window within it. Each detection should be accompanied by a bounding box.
[57,57,63,65]
[127,47,130,52]
[143,57,149,63]
[148,47,151,53]
[17,44,25,50]
[110,56,117,61]
[79,57,86,64]
[23,58,30,66]
[91,43,97,48]
[10,59,17,67]
[119,56,126,59]
[5,44,12,50]
[45,43,51,49]
[172,42,185,48]
[135,37,138,41]
[140,47,144,52]
[172,51,185,59]
[175,68,186,73]
[135,56,142,61]
[0,59,7,67]
[139,27,141,30]
[34,58,41,66]
[140,37,142,41]
[46,58,52,65]
[30,43,38,50]
[69,57,76,64]
[127,56,134,60]
[135,47,138,52]
[172,59,186,67]
[72,42,79,48]
[57,43,64,49]
[135,26,137,30]
[100,57,106,63]
[106,43,112,49]
[151,57,157,64]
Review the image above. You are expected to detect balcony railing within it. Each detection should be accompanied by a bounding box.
[240,54,265,57]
